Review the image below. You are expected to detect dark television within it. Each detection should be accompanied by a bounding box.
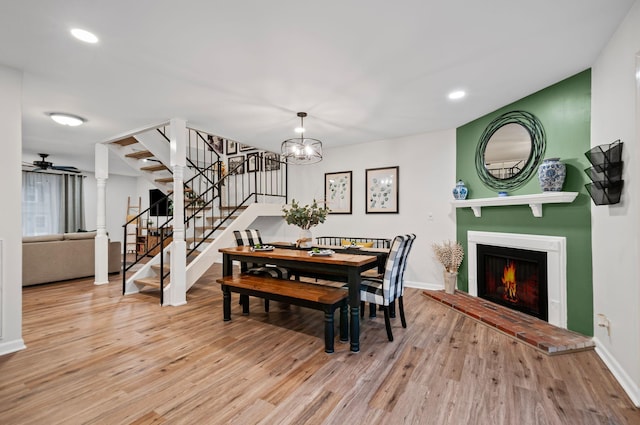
[149,189,171,216]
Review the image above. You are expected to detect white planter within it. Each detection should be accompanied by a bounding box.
[443,271,458,294]
[298,229,313,248]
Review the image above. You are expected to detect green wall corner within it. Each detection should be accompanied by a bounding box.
[455,69,593,336]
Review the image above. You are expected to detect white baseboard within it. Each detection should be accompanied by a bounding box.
[0,339,26,356]
[405,280,442,291]
[594,337,640,407]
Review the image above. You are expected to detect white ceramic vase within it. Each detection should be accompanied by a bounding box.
[298,229,313,248]
[538,157,566,191]
[443,271,458,294]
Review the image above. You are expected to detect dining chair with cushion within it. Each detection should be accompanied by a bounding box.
[359,234,413,341]
[233,229,292,312]
[362,234,415,319]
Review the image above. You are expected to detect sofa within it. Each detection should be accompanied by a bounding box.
[22,232,121,286]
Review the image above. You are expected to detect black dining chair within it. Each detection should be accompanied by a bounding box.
[359,234,414,341]
[233,229,292,312]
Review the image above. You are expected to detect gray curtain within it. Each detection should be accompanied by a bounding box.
[60,174,85,233]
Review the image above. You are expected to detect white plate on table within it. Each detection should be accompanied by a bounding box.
[309,249,334,257]
[342,245,361,249]
[251,245,274,252]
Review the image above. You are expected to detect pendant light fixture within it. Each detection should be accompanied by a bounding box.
[281,112,323,164]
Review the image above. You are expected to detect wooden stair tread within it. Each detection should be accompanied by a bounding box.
[186,206,212,211]
[140,164,169,172]
[150,264,170,274]
[112,137,138,147]
[134,277,163,288]
[217,275,348,304]
[126,150,154,159]
[186,236,215,243]
[190,226,213,232]
[219,206,248,211]
[155,177,174,183]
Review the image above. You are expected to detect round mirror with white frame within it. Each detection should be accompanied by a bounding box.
[475,111,546,191]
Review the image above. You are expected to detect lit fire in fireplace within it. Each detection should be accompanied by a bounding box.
[501,261,519,303]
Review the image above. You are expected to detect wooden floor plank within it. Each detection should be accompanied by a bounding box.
[0,264,638,424]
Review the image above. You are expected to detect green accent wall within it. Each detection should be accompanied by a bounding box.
[456,69,593,335]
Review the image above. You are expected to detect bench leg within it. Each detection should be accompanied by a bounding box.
[240,294,250,315]
[223,287,231,321]
[324,308,335,353]
[339,304,348,342]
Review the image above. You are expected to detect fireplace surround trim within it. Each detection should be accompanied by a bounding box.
[467,231,567,328]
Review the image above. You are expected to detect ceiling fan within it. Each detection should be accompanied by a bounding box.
[26,153,81,173]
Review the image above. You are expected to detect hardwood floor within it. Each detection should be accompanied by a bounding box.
[1,265,639,424]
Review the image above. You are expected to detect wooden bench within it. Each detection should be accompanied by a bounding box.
[217,274,349,353]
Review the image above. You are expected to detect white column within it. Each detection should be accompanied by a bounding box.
[94,144,110,285]
[166,118,187,306]
[0,65,25,355]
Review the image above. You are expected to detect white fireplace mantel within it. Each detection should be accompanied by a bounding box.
[467,231,567,329]
[452,192,578,217]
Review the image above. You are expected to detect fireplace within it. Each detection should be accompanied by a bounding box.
[477,244,548,321]
[467,231,567,329]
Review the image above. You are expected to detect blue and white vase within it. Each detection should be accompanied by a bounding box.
[452,180,468,200]
[538,158,566,191]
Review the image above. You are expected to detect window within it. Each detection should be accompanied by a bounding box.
[22,171,85,236]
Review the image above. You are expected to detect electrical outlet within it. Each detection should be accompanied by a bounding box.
[597,313,611,336]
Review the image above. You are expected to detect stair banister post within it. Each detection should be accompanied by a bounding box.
[94,143,110,285]
[166,118,187,306]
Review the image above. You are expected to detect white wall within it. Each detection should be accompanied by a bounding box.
[591,0,640,406]
[279,129,457,288]
[84,173,140,243]
[0,64,25,354]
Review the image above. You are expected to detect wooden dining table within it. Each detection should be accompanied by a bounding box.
[268,241,389,274]
[219,246,379,352]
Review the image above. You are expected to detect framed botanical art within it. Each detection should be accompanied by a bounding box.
[228,155,245,174]
[264,152,281,171]
[226,139,237,155]
[246,152,261,172]
[325,171,352,214]
[365,166,399,213]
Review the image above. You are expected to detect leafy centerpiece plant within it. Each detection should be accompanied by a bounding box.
[282,199,330,247]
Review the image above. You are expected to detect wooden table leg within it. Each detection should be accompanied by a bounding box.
[348,268,360,352]
[339,304,348,342]
[324,308,335,353]
[222,253,233,321]
[223,285,231,321]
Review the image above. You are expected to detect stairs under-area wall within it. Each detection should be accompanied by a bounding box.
[124,203,285,298]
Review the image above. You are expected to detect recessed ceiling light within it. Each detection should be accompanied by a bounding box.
[70,28,98,44]
[448,90,466,100]
[47,112,86,127]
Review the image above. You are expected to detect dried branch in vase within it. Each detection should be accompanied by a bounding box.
[432,240,464,273]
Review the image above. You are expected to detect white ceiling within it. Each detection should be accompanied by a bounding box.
[1,0,634,175]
